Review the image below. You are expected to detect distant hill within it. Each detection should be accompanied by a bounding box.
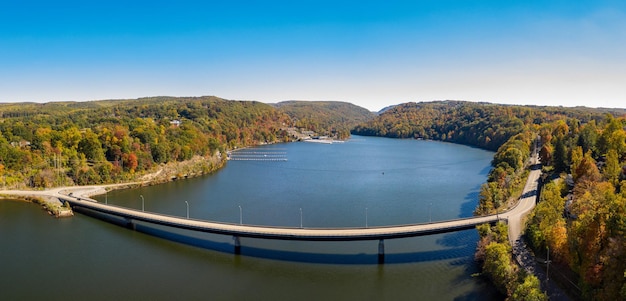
[274,101,375,139]
[352,100,626,151]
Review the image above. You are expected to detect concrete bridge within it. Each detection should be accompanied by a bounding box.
[61,158,539,262]
[3,155,540,263]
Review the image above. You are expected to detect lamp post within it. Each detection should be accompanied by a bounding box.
[546,246,551,282]
[300,208,303,228]
[238,205,242,225]
[185,201,189,219]
[365,207,368,228]
[140,195,144,212]
[429,203,432,222]
[105,191,108,205]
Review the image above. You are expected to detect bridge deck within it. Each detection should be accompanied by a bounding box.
[63,196,499,241]
[52,154,540,243]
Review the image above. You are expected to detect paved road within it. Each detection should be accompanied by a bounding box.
[504,153,541,244]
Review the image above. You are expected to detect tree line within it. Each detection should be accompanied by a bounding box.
[0,97,292,188]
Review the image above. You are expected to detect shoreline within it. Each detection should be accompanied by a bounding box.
[0,153,227,216]
[0,139,563,298]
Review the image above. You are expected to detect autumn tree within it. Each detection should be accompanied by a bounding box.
[577,120,598,155]
[604,149,621,186]
[526,181,569,264]
[539,144,552,166]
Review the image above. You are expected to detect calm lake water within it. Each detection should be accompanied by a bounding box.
[0,136,502,300]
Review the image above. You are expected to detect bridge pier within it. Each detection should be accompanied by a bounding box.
[125,218,136,230]
[233,236,241,255]
[378,239,385,264]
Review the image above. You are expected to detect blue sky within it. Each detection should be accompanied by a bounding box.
[1,1,624,111]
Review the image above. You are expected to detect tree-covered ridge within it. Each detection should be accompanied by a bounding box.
[352,101,624,151]
[0,96,293,188]
[274,101,375,139]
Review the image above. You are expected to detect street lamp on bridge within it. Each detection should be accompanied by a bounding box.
[140,195,144,212]
[429,202,432,222]
[238,205,242,225]
[185,201,189,219]
[300,208,303,228]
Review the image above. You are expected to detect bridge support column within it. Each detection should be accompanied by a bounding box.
[378,239,385,264]
[125,218,136,230]
[233,236,241,255]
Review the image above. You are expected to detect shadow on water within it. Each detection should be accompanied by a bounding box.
[74,207,478,265]
[458,184,482,218]
[479,164,492,176]
[437,184,504,301]
[138,224,477,265]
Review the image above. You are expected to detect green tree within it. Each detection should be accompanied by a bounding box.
[570,146,583,181]
[553,137,568,173]
[578,121,598,155]
[478,182,502,214]
[151,143,169,164]
[484,242,518,295]
[510,275,548,301]
[77,130,105,162]
[598,116,625,156]
[604,149,621,187]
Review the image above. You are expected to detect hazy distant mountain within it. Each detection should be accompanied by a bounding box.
[274,101,375,139]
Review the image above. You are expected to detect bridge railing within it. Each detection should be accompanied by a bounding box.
[62,195,500,230]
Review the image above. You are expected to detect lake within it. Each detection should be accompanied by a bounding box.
[0,136,502,300]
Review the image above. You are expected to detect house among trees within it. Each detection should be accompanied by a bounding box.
[10,140,30,148]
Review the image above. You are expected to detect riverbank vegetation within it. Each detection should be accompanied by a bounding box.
[0,96,293,189]
[476,222,547,300]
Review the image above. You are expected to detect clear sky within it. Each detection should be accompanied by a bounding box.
[1,0,624,111]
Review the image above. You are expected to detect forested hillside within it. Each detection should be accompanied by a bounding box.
[353,100,626,300]
[352,101,624,151]
[274,101,375,139]
[0,96,292,188]
[526,116,626,300]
